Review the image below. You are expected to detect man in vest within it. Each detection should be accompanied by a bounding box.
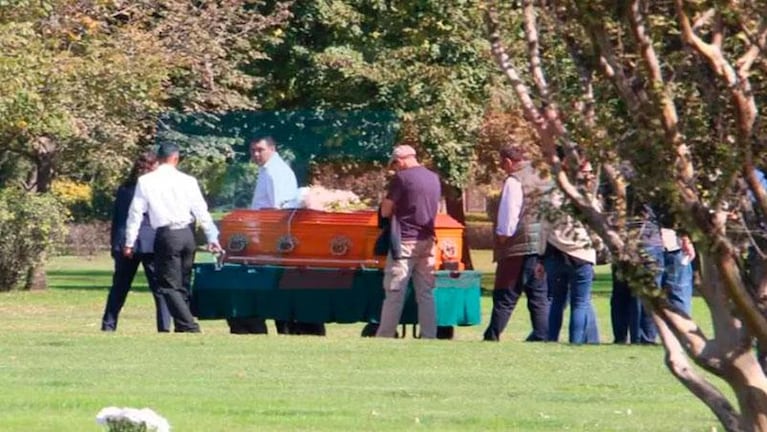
[483,145,551,342]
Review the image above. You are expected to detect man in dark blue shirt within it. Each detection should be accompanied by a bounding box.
[376,145,442,339]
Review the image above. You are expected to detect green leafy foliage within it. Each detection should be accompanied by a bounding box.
[0,0,290,195]
[0,189,67,291]
[254,0,493,187]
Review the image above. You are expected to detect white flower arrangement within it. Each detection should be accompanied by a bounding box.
[96,407,170,432]
[295,185,370,212]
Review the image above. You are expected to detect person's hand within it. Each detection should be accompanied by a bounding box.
[534,261,546,280]
[122,246,133,258]
[207,242,222,253]
[680,237,696,261]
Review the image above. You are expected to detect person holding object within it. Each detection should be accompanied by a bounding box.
[376,145,441,339]
[483,145,550,342]
[102,151,172,332]
[124,143,221,333]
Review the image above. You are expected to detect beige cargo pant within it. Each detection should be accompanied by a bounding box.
[375,238,437,339]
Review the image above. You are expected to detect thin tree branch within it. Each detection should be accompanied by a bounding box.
[692,8,716,33]
[522,0,554,107]
[483,2,546,135]
[736,20,767,80]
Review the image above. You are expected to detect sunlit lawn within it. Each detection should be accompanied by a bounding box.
[0,250,724,431]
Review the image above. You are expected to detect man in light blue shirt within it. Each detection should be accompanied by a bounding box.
[234,136,324,336]
[250,136,298,209]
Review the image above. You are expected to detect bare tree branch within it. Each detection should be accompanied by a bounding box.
[736,20,767,78]
[483,2,546,135]
[692,8,716,33]
[522,0,554,107]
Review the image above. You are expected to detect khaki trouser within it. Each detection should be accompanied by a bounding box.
[376,239,437,339]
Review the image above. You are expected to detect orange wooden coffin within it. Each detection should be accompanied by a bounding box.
[219,209,464,270]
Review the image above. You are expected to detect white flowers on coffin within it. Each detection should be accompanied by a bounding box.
[293,186,369,212]
[96,406,170,432]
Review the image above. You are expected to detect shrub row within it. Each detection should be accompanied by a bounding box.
[62,221,111,256]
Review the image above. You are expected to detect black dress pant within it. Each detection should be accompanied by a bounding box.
[101,252,172,332]
[227,317,269,334]
[227,318,326,335]
[154,226,199,332]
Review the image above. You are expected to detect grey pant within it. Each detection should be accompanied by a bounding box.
[376,239,437,339]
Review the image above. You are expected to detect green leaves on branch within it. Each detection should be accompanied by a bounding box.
[0,189,67,291]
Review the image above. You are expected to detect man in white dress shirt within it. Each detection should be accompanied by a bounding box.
[124,143,221,333]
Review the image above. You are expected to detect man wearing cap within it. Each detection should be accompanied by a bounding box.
[483,144,551,342]
[124,143,221,333]
[376,145,442,339]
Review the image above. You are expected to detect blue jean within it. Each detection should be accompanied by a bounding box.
[545,247,599,344]
[663,250,693,315]
[611,245,664,344]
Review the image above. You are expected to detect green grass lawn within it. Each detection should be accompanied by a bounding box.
[0,251,724,431]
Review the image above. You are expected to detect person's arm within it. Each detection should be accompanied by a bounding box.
[250,182,259,209]
[123,183,148,256]
[275,166,299,208]
[250,167,277,210]
[495,176,523,243]
[380,199,394,218]
[188,177,220,251]
[264,170,277,208]
[380,175,402,218]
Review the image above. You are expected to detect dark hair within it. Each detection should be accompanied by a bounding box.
[126,151,157,185]
[499,145,525,161]
[250,136,277,149]
[157,142,180,160]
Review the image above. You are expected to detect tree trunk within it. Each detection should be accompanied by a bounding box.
[728,353,767,432]
[34,148,54,194]
[653,314,744,432]
[443,184,474,270]
[24,144,56,291]
[25,251,48,291]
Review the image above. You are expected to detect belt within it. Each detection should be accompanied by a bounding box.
[157,222,192,231]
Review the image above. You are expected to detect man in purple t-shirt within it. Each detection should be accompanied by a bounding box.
[376,145,442,339]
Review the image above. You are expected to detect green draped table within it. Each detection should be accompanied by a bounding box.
[191,264,482,326]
